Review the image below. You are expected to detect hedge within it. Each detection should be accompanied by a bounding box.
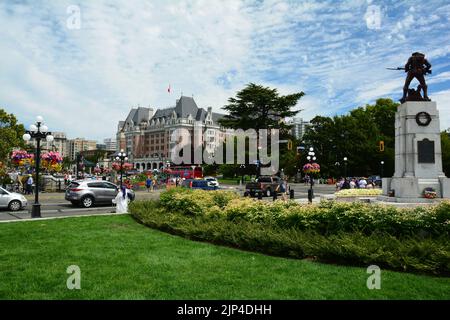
[130,188,450,275]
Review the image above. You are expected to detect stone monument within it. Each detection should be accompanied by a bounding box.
[382,52,450,202]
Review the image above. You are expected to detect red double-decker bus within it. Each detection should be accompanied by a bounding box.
[163,166,203,179]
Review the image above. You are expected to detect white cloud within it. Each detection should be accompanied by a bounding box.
[0,0,449,140]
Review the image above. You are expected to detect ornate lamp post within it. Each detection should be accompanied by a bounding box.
[115,149,128,188]
[306,147,318,203]
[239,164,246,185]
[23,116,54,218]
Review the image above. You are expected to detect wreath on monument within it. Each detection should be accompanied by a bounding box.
[423,187,437,199]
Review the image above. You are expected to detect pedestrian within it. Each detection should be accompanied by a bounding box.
[278,179,288,201]
[359,178,368,189]
[26,174,33,194]
[145,176,152,193]
[112,185,130,213]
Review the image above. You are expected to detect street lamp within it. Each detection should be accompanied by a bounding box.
[115,149,128,188]
[306,147,317,203]
[380,160,385,178]
[23,116,54,218]
[343,157,348,178]
[239,164,246,185]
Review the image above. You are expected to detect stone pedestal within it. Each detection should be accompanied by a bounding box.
[381,101,450,201]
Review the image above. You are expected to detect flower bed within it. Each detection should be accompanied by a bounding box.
[335,189,382,197]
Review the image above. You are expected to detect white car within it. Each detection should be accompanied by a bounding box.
[204,176,219,188]
[0,187,28,211]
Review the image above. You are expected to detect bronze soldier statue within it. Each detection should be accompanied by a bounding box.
[400,52,432,103]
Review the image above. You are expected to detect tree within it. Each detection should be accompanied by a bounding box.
[441,131,450,177]
[218,84,304,176]
[219,83,304,133]
[302,98,398,178]
[0,109,26,162]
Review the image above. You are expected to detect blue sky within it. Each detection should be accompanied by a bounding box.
[1,0,450,141]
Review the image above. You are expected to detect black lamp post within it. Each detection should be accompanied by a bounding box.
[380,160,384,178]
[115,149,128,188]
[343,157,348,178]
[240,164,246,184]
[23,116,54,218]
[307,147,317,203]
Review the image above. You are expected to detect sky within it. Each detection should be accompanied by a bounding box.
[1,0,450,142]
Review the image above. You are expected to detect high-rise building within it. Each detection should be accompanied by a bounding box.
[117,96,226,171]
[67,138,97,161]
[103,138,117,151]
[289,117,310,140]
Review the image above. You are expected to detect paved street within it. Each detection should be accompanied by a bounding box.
[0,183,337,221]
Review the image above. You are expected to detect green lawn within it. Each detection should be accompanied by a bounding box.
[0,214,449,299]
[218,178,241,185]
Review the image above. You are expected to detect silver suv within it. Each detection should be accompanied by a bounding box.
[65,180,135,208]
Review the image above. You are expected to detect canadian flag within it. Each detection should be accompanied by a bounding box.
[167,84,171,93]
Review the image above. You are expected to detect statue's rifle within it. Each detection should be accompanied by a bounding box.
[386,67,432,74]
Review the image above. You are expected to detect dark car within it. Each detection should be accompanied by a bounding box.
[368,175,382,187]
[245,176,283,197]
[181,179,218,190]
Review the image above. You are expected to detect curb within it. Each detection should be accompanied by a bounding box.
[0,212,130,223]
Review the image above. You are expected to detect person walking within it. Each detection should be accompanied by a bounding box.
[112,185,130,213]
[26,174,33,195]
[279,179,288,201]
[145,176,152,193]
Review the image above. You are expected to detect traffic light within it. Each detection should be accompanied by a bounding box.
[379,141,385,152]
[287,139,292,150]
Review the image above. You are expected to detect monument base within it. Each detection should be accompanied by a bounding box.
[382,177,450,201]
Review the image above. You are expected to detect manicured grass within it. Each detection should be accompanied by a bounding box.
[0,214,449,299]
[218,178,241,185]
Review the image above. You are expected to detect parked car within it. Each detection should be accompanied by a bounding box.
[0,186,28,211]
[368,175,382,187]
[181,179,218,190]
[245,176,282,197]
[204,176,220,188]
[65,180,135,208]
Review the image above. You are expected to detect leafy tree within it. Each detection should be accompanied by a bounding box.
[218,83,304,177]
[441,131,450,177]
[302,98,398,178]
[219,83,304,133]
[0,109,25,162]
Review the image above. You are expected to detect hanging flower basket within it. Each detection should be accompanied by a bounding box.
[303,163,320,174]
[11,150,34,167]
[93,167,102,174]
[41,151,63,172]
[112,162,133,171]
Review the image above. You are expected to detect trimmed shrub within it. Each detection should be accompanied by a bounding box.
[130,189,450,275]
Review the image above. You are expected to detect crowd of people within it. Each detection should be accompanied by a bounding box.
[335,177,378,190]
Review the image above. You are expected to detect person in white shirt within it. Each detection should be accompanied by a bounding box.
[112,186,129,213]
[358,178,367,189]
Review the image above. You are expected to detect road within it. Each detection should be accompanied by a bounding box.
[0,183,337,221]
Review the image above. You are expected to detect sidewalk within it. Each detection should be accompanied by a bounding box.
[0,212,129,223]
